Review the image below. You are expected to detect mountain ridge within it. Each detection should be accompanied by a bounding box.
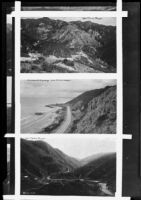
[21,17,116,73]
[21,139,80,177]
[21,139,116,172]
[21,139,116,195]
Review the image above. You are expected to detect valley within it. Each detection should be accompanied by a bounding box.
[21,139,116,196]
[22,178,113,196]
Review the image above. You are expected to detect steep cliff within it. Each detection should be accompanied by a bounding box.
[67,86,116,133]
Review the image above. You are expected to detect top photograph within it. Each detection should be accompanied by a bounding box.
[20,17,116,73]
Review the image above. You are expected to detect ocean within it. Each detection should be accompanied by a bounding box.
[21,96,70,119]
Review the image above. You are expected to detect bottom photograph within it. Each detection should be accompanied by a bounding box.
[21,137,116,196]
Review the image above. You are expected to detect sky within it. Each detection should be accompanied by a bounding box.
[26,137,116,159]
[51,17,116,26]
[7,16,116,26]
[21,80,116,102]
[7,13,116,26]
[19,16,116,26]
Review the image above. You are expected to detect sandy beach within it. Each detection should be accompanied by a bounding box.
[21,106,62,133]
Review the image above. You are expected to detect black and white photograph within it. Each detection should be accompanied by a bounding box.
[21,80,116,134]
[3,138,15,195]
[2,1,141,200]
[21,17,116,73]
[21,137,116,196]
[6,16,14,133]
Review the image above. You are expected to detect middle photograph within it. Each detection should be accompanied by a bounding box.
[20,79,116,134]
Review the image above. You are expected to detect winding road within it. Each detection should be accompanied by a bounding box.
[55,106,71,133]
[23,178,114,196]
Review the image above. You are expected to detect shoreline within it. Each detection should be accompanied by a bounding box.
[21,104,67,133]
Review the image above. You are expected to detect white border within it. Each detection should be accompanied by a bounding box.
[5,133,132,140]
[20,74,117,80]
[4,0,132,200]
[9,11,128,18]
[18,134,132,140]
[3,196,131,200]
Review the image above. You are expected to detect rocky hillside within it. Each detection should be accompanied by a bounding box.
[67,85,116,133]
[21,17,116,73]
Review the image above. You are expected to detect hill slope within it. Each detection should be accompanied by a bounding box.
[78,153,116,193]
[67,85,116,133]
[21,17,116,73]
[21,139,80,179]
[80,153,106,166]
[21,139,116,195]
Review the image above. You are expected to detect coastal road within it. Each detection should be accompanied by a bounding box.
[21,105,71,133]
[55,106,71,133]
